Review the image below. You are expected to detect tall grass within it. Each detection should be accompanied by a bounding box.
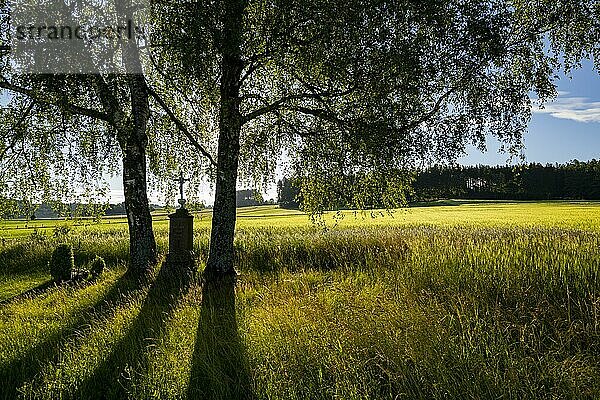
[0,210,599,398]
[236,226,600,399]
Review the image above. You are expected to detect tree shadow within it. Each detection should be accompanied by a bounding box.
[0,280,55,306]
[187,276,253,400]
[72,263,193,399]
[0,273,139,400]
[0,273,106,306]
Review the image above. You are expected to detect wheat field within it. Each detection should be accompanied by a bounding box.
[0,201,599,399]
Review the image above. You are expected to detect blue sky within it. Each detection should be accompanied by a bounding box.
[460,60,600,165]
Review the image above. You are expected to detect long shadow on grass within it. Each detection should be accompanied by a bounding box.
[72,264,192,399]
[0,273,138,400]
[0,280,55,306]
[187,276,253,400]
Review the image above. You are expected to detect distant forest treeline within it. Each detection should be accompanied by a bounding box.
[414,160,600,201]
[278,160,600,208]
[1,188,272,220]
[0,202,157,220]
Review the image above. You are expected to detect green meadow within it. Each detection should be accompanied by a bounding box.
[1,201,599,399]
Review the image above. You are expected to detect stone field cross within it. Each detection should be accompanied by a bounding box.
[175,170,190,208]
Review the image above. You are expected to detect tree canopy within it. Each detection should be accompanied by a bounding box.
[1,0,599,278]
[150,0,600,215]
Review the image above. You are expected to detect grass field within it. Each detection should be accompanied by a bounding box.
[1,201,599,399]
[3,200,600,238]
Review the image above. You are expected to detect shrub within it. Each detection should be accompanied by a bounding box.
[29,229,47,243]
[53,225,72,238]
[49,244,74,282]
[90,256,106,278]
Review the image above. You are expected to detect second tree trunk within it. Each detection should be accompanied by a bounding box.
[205,0,245,279]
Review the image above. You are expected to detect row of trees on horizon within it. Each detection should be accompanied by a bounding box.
[414,160,600,201]
[277,160,600,208]
[0,188,274,219]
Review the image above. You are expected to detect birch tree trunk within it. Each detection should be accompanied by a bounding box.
[205,0,246,279]
[116,1,157,278]
[122,74,157,277]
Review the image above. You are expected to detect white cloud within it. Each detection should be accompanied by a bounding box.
[533,95,600,123]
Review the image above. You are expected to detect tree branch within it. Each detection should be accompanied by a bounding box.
[404,86,459,131]
[0,101,34,162]
[147,46,205,123]
[242,93,310,123]
[274,108,323,138]
[0,76,113,123]
[240,47,272,86]
[146,85,218,167]
[290,106,348,127]
[90,75,122,123]
[242,89,353,123]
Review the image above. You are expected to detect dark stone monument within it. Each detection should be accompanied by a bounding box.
[165,171,195,277]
